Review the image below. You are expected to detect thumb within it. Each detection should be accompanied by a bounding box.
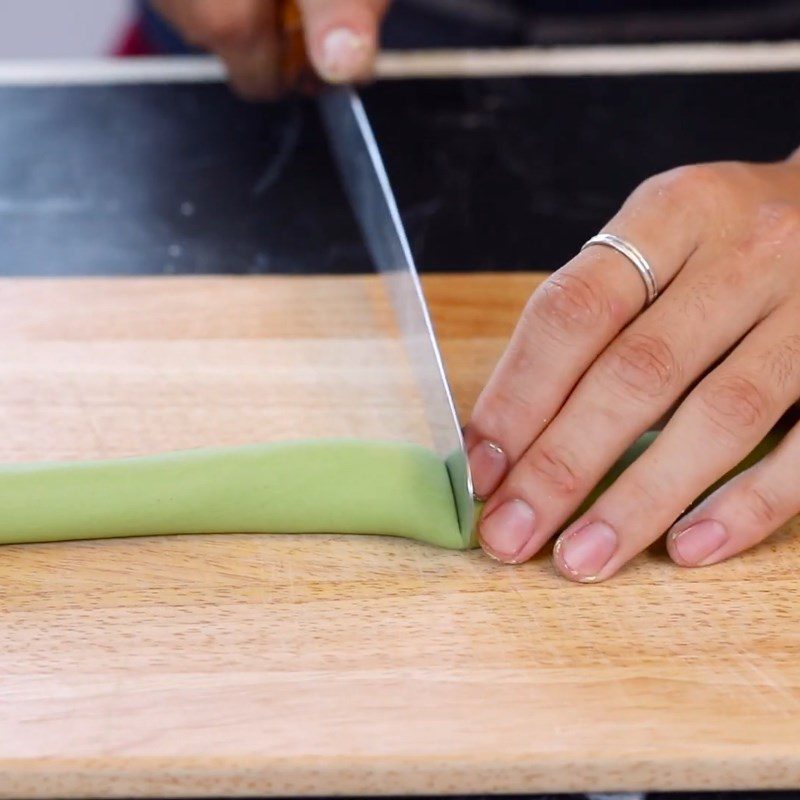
[297,0,389,84]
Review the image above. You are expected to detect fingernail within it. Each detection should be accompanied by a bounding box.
[672,520,728,566]
[320,28,369,83]
[556,521,617,581]
[479,499,536,563]
[469,440,508,500]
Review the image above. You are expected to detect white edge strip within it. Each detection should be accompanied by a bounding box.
[0,42,799,87]
[378,41,800,77]
[0,56,225,86]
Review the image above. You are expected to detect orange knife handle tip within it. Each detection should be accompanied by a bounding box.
[277,0,320,94]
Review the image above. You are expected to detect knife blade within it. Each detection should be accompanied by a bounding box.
[319,87,475,547]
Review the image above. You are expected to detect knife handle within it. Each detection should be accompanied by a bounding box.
[276,0,320,93]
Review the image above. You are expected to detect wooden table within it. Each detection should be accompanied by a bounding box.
[2,273,799,798]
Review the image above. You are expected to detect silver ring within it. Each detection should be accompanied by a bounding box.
[581,233,659,307]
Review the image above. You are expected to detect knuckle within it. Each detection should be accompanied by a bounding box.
[523,444,581,496]
[635,164,727,214]
[751,202,800,246]
[766,334,800,390]
[729,203,800,279]
[471,385,528,440]
[601,332,679,399]
[531,271,611,340]
[742,481,782,528]
[697,373,771,439]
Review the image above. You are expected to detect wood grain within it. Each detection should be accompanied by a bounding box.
[2,273,799,798]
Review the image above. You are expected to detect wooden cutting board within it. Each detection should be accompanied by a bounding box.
[1,273,799,798]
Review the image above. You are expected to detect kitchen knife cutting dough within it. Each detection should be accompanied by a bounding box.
[7,1,800,585]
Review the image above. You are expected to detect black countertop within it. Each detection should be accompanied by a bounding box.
[0,70,798,277]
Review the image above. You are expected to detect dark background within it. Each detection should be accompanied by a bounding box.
[0,71,798,277]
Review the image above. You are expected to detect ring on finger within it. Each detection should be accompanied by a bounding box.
[582,232,659,307]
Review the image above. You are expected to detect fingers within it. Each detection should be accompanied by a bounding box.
[153,0,281,99]
[478,234,777,564]
[153,0,390,97]
[466,166,713,501]
[218,35,281,100]
[552,300,800,582]
[298,0,390,83]
[667,421,800,567]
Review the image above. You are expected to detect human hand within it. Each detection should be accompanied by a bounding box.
[466,154,800,582]
[152,0,389,99]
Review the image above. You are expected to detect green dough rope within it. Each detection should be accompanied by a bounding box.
[0,440,465,550]
[0,430,785,551]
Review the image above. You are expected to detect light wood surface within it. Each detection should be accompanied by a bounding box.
[2,273,799,798]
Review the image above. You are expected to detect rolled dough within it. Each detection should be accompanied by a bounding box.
[0,440,468,549]
[0,431,780,550]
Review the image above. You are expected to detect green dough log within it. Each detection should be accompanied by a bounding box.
[0,430,786,550]
[0,440,466,550]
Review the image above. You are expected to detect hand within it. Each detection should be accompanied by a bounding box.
[152,0,389,99]
[466,153,800,582]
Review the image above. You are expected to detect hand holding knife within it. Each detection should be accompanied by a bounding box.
[152,0,384,99]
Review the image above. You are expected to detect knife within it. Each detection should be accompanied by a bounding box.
[274,0,474,546]
[319,86,475,547]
